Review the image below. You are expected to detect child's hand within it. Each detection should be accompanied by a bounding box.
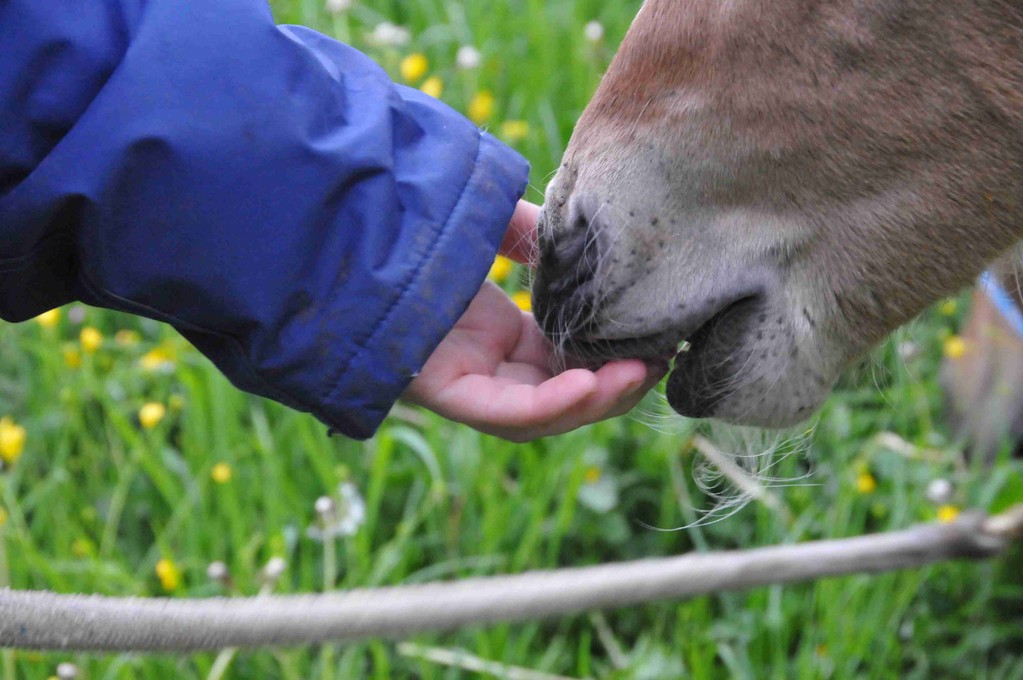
[401,201,665,442]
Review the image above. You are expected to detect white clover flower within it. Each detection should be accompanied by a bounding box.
[314,495,335,517]
[370,22,411,47]
[206,560,229,583]
[456,45,481,70]
[325,0,351,13]
[262,556,287,583]
[395,27,412,46]
[896,341,919,361]
[338,482,366,532]
[926,478,954,505]
[57,663,80,680]
[307,482,366,541]
[584,20,605,43]
[67,304,86,324]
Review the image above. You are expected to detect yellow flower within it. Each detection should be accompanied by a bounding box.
[939,299,957,316]
[943,335,968,360]
[512,290,532,312]
[855,472,877,494]
[139,402,166,430]
[34,308,61,328]
[419,75,443,99]
[63,345,82,369]
[499,120,530,143]
[468,91,495,125]
[0,506,7,527]
[400,53,429,83]
[155,558,180,591]
[80,326,103,354]
[114,329,141,347]
[0,417,26,464]
[211,462,233,484]
[583,466,602,484]
[139,344,176,372]
[937,504,961,523]
[488,255,514,283]
[71,537,94,557]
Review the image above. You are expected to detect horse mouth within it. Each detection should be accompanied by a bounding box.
[553,326,685,365]
[544,294,764,420]
[665,297,763,418]
[554,296,762,371]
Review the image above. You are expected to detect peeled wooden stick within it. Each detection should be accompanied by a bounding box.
[1,507,1019,653]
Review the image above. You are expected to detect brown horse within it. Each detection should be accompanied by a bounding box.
[533,0,1023,429]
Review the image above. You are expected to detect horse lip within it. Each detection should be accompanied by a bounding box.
[569,293,761,363]
[567,327,684,363]
[680,296,759,347]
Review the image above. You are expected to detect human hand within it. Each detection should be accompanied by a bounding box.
[401,201,666,442]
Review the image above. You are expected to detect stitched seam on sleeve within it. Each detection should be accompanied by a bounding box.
[320,131,486,407]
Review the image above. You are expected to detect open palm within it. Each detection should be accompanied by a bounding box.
[402,201,664,442]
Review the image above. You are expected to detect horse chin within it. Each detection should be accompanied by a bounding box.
[661,295,833,428]
[665,351,822,428]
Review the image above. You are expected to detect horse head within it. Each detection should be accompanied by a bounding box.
[533,0,1023,426]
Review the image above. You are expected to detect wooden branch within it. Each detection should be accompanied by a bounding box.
[1,507,1019,653]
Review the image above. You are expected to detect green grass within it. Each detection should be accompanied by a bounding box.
[2,1,1023,677]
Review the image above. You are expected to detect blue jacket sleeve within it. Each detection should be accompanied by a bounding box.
[0,0,529,439]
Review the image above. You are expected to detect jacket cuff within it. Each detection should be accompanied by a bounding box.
[321,133,529,438]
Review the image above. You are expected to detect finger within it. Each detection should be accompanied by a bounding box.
[558,359,651,426]
[499,200,541,265]
[491,361,651,440]
[442,368,600,435]
[598,363,668,419]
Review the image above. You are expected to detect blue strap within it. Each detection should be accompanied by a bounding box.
[979,270,1023,340]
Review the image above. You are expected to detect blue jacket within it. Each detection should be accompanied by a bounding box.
[0,1,530,438]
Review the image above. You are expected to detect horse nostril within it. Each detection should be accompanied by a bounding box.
[531,195,611,340]
[539,196,604,287]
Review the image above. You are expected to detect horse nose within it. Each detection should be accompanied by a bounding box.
[532,195,608,336]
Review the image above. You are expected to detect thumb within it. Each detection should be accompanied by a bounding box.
[499,200,541,265]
